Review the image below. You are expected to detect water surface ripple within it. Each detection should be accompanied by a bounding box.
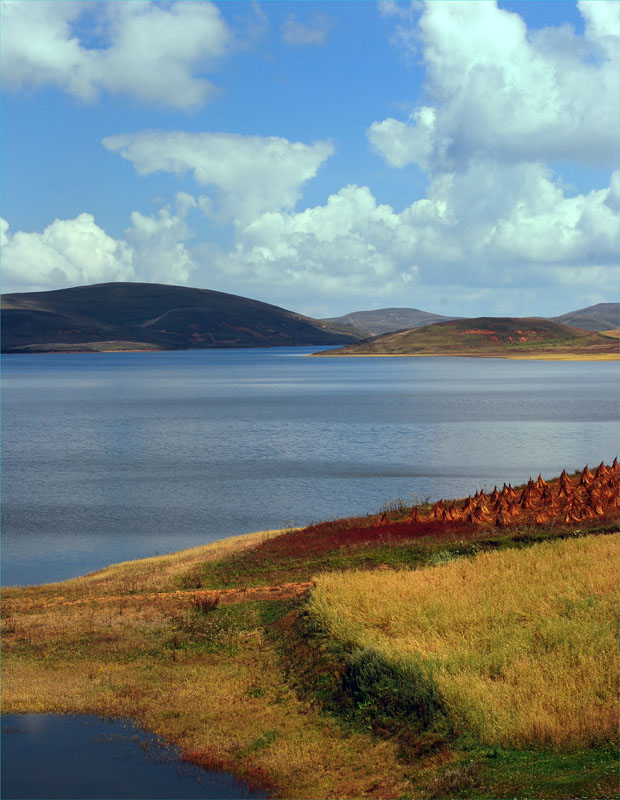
[2,348,618,586]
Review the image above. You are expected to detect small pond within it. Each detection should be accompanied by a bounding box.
[1,714,267,799]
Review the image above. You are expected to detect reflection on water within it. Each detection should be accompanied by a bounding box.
[1,714,266,800]
[2,348,618,586]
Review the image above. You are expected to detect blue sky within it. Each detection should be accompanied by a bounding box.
[1,0,618,319]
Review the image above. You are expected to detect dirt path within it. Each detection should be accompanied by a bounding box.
[20,582,314,611]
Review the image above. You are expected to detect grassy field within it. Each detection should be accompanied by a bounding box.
[2,466,619,798]
[309,535,619,747]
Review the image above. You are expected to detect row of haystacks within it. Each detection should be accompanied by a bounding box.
[409,458,619,528]
[245,461,618,562]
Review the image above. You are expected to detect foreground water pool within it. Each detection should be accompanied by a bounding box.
[1,714,266,799]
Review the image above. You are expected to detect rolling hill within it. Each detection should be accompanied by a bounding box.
[324,302,619,337]
[315,317,620,359]
[0,282,366,353]
[549,302,619,331]
[322,307,459,336]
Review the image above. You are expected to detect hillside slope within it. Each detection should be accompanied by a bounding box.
[315,317,620,359]
[550,302,619,331]
[1,283,365,353]
[323,307,459,336]
[323,302,619,336]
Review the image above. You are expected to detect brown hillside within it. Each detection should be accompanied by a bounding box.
[316,317,619,359]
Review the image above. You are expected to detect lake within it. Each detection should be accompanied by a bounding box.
[2,348,618,586]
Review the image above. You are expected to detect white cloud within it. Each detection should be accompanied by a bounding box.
[0,0,232,110]
[102,130,334,225]
[126,193,198,286]
[605,169,620,213]
[212,184,414,300]
[579,0,620,58]
[1,213,135,292]
[369,0,619,170]
[281,14,332,46]
[368,106,435,169]
[0,194,198,293]
[193,163,618,311]
[2,164,617,313]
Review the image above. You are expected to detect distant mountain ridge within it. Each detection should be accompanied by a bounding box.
[315,317,619,360]
[2,284,617,354]
[322,308,459,336]
[548,303,619,331]
[324,303,619,336]
[0,282,365,353]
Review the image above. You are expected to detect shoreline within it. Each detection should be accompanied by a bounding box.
[4,344,618,360]
[3,527,299,591]
[312,352,619,361]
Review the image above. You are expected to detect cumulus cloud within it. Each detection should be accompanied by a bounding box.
[369,0,619,170]
[0,0,231,110]
[1,194,198,293]
[126,193,198,285]
[209,184,415,301]
[1,213,135,292]
[102,130,334,225]
[281,14,332,46]
[195,162,618,312]
[3,166,617,312]
[368,106,436,169]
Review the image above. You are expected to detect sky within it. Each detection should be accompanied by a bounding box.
[1,0,618,319]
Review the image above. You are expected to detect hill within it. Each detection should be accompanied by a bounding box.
[322,307,459,336]
[323,303,619,337]
[315,317,620,359]
[550,302,619,331]
[0,282,365,353]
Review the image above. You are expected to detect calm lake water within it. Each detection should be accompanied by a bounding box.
[1,714,265,799]
[2,347,619,586]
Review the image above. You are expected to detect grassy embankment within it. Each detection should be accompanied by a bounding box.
[2,465,619,799]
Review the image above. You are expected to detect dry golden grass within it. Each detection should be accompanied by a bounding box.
[309,534,619,747]
[1,526,415,800]
[2,528,292,603]
[2,645,411,799]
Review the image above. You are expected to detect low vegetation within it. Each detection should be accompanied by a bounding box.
[2,462,618,798]
[0,282,363,353]
[316,317,620,359]
[309,535,618,747]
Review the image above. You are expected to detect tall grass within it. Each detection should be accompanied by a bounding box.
[309,534,619,747]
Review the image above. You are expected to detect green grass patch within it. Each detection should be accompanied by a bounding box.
[183,522,616,590]
[433,743,620,799]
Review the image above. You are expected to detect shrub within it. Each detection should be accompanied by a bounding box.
[190,592,220,614]
[341,647,447,733]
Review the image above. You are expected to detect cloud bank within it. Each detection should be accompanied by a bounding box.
[204,166,619,310]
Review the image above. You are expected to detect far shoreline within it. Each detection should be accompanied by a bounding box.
[311,352,619,361]
[4,347,617,361]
